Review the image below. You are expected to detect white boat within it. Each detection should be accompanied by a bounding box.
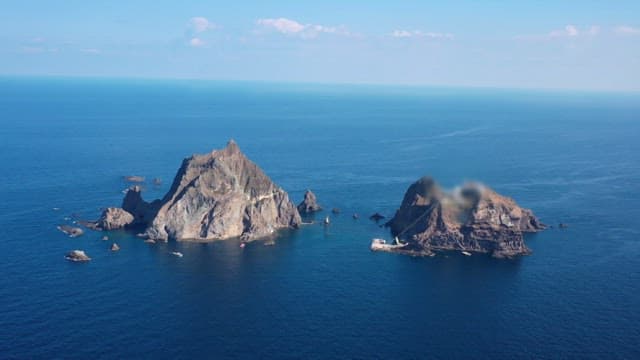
[170,251,183,258]
[324,216,330,225]
[461,251,472,256]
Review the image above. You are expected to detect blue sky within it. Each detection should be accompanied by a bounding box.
[1,0,639,90]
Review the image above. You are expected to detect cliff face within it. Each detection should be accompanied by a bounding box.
[141,140,301,241]
[386,176,544,258]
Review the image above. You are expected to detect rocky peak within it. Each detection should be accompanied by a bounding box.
[224,139,240,154]
[141,140,301,241]
[297,189,322,214]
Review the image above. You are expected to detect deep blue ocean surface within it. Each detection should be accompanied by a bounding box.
[1,77,639,359]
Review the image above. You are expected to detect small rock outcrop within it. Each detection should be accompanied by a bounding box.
[95,208,135,230]
[65,250,91,262]
[57,225,84,237]
[297,190,322,214]
[110,243,120,251]
[385,176,545,258]
[134,140,302,241]
[124,175,145,183]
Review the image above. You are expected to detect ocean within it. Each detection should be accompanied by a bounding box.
[0,77,639,359]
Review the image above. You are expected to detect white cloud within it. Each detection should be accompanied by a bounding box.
[189,37,204,47]
[517,25,601,40]
[392,30,413,38]
[257,18,305,34]
[549,25,580,38]
[256,17,351,38]
[20,46,46,54]
[188,17,216,33]
[391,30,454,39]
[614,25,640,35]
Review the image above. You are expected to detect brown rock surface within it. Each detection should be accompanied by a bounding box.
[95,207,135,230]
[136,140,301,241]
[386,176,545,258]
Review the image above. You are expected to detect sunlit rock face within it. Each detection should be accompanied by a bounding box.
[142,140,301,241]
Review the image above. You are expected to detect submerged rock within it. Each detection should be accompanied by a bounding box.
[385,176,545,258]
[331,208,341,214]
[153,178,162,186]
[65,250,91,262]
[57,225,84,237]
[369,213,386,222]
[102,235,109,241]
[297,190,322,214]
[134,140,301,241]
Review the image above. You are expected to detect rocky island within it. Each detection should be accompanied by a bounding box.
[94,140,301,241]
[382,176,545,258]
[297,189,322,214]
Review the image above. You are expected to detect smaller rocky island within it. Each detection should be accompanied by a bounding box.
[297,190,322,214]
[382,176,545,258]
[57,225,84,237]
[65,250,91,262]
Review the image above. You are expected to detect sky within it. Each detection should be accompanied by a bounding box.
[1,0,639,91]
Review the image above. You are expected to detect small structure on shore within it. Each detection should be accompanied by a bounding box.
[370,238,408,252]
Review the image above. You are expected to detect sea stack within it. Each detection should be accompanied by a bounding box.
[132,140,302,241]
[297,190,322,214]
[385,176,545,258]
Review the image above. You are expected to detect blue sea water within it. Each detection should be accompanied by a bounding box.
[0,77,639,359]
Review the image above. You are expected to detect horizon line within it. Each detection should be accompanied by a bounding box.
[1,73,639,95]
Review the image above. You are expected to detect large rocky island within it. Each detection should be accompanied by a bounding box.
[96,140,301,241]
[383,176,545,258]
